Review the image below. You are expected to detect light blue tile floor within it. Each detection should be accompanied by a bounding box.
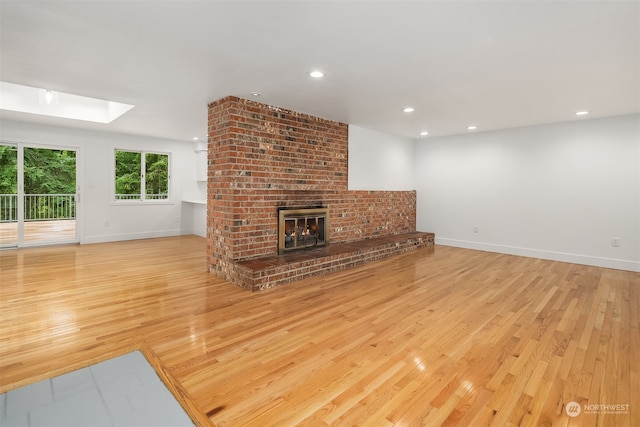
[0,351,194,427]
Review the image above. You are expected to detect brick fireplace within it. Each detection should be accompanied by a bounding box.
[207,96,433,290]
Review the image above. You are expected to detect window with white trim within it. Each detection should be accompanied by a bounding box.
[114,150,169,201]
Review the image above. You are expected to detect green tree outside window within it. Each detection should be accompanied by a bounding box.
[115,150,169,201]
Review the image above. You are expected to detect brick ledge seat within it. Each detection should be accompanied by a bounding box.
[235,231,435,291]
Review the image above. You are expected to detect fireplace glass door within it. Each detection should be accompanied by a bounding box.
[278,207,329,254]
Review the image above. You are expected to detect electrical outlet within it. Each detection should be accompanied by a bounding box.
[473,225,479,233]
[611,237,621,247]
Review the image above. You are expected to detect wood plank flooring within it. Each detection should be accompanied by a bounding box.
[0,236,638,426]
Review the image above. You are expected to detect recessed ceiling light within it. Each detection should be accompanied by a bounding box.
[467,125,478,130]
[250,92,261,97]
[0,81,134,123]
[192,137,199,141]
[575,111,589,116]
[309,70,324,78]
[403,107,415,113]
[419,131,429,136]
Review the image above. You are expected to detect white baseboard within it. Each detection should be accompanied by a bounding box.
[81,229,182,245]
[435,237,640,272]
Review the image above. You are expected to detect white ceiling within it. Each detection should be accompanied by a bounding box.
[1,1,638,143]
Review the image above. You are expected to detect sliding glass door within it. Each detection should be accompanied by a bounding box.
[0,143,78,247]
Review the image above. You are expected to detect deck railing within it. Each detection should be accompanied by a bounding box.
[0,194,76,222]
[0,194,17,222]
[115,193,168,200]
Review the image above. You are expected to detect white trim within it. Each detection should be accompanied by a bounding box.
[435,237,640,272]
[82,229,182,245]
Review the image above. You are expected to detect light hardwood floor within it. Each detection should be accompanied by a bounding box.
[0,236,638,426]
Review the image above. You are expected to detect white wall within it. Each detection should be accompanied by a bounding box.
[0,119,201,244]
[4,114,638,272]
[414,114,640,271]
[348,125,415,191]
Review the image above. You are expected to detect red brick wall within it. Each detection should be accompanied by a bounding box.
[207,96,416,282]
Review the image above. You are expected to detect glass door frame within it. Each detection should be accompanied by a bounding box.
[1,140,81,248]
[0,142,19,248]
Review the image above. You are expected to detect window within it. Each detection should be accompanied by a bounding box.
[115,150,169,201]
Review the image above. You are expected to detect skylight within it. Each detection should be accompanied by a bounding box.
[0,81,134,124]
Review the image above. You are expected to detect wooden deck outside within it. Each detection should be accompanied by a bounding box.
[0,219,76,246]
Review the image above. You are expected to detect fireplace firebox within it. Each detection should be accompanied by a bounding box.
[278,207,329,254]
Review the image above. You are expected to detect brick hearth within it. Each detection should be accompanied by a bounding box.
[236,231,435,291]
[207,96,434,290]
